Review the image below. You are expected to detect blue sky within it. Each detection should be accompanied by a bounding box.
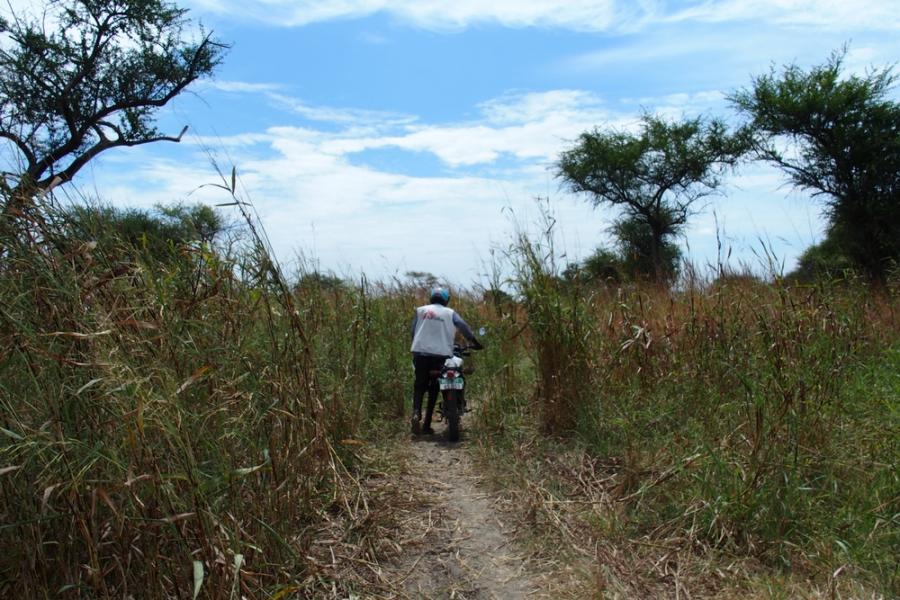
[9,0,900,284]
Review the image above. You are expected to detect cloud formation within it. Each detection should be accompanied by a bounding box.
[185,0,900,31]
[667,0,900,30]
[1,0,870,283]
[194,87,623,168]
[187,0,650,31]
[304,90,621,167]
[92,89,633,280]
[202,80,417,127]
[90,85,823,282]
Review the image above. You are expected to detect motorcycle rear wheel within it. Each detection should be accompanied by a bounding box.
[443,390,460,442]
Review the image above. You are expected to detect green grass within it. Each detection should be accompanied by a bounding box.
[470,227,899,596]
[0,202,415,597]
[2,200,896,597]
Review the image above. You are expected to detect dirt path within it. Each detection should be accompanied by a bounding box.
[389,432,539,599]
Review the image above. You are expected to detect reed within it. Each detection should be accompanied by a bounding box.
[0,197,412,597]
[2,193,896,597]
[476,224,899,595]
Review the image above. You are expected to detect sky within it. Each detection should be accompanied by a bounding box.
[7,0,900,284]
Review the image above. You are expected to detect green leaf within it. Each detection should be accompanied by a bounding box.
[0,427,23,441]
[231,554,244,599]
[192,561,204,600]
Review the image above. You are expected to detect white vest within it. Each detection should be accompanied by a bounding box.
[411,304,457,357]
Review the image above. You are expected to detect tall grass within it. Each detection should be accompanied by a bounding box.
[503,222,593,434]
[0,198,412,597]
[2,190,896,596]
[476,224,899,594]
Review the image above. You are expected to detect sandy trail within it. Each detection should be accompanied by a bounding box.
[391,432,538,599]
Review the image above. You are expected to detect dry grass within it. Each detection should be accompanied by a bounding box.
[467,225,899,598]
[2,196,896,598]
[276,439,453,599]
[473,432,892,599]
[0,199,418,598]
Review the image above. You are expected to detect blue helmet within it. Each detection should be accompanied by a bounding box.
[429,286,450,306]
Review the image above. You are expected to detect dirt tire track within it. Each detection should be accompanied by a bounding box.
[391,432,538,599]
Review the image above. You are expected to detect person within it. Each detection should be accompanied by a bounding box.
[410,286,482,435]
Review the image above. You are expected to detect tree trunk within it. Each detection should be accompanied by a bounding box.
[650,225,665,283]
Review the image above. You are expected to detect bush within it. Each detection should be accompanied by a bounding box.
[788,232,855,283]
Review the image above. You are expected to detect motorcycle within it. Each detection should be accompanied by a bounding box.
[431,341,481,442]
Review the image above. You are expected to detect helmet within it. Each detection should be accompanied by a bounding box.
[429,286,450,306]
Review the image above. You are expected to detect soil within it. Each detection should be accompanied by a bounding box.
[388,430,539,599]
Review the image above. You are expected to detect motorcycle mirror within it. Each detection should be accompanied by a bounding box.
[478,327,487,337]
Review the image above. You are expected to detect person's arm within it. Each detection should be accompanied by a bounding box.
[411,312,419,343]
[452,312,482,347]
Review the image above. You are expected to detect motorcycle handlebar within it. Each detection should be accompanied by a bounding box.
[457,343,484,354]
[429,366,476,377]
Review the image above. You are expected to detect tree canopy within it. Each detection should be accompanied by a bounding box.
[557,114,746,282]
[0,0,225,207]
[730,48,900,281]
[63,202,225,262]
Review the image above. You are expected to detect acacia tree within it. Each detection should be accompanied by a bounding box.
[730,49,900,281]
[0,0,225,213]
[557,114,746,282]
[613,213,683,281]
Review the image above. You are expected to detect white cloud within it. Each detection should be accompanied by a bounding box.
[83,86,827,282]
[316,90,621,168]
[198,80,417,128]
[623,90,724,108]
[667,0,900,31]
[186,0,899,31]
[204,81,285,94]
[560,22,817,83]
[83,89,630,280]
[188,132,275,148]
[186,0,657,31]
[478,90,605,125]
[359,31,390,45]
[93,133,567,282]
[619,90,727,120]
[267,93,417,126]
[564,33,715,71]
[7,0,896,40]
[557,18,899,101]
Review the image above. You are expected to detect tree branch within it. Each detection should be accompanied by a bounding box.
[0,131,37,169]
[35,125,189,189]
[25,31,212,183]
[58,17,115,134]
[95,33,219,123]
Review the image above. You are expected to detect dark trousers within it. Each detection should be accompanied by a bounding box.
[412,355,446,427]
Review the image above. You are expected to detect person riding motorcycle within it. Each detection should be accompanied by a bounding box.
[410,287,482,435]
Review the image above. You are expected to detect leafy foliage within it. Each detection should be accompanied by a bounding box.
[404,270,440,288]
[0,196,412,597]
[558,114,746,283]
[63,202,225,261]
[295,270,347,293]
[0,0,225,200]
[564,245,623,285]
[489,226,900,594]
[787,230,855,283]
[731,48,900,281]
[613,214,682,281]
